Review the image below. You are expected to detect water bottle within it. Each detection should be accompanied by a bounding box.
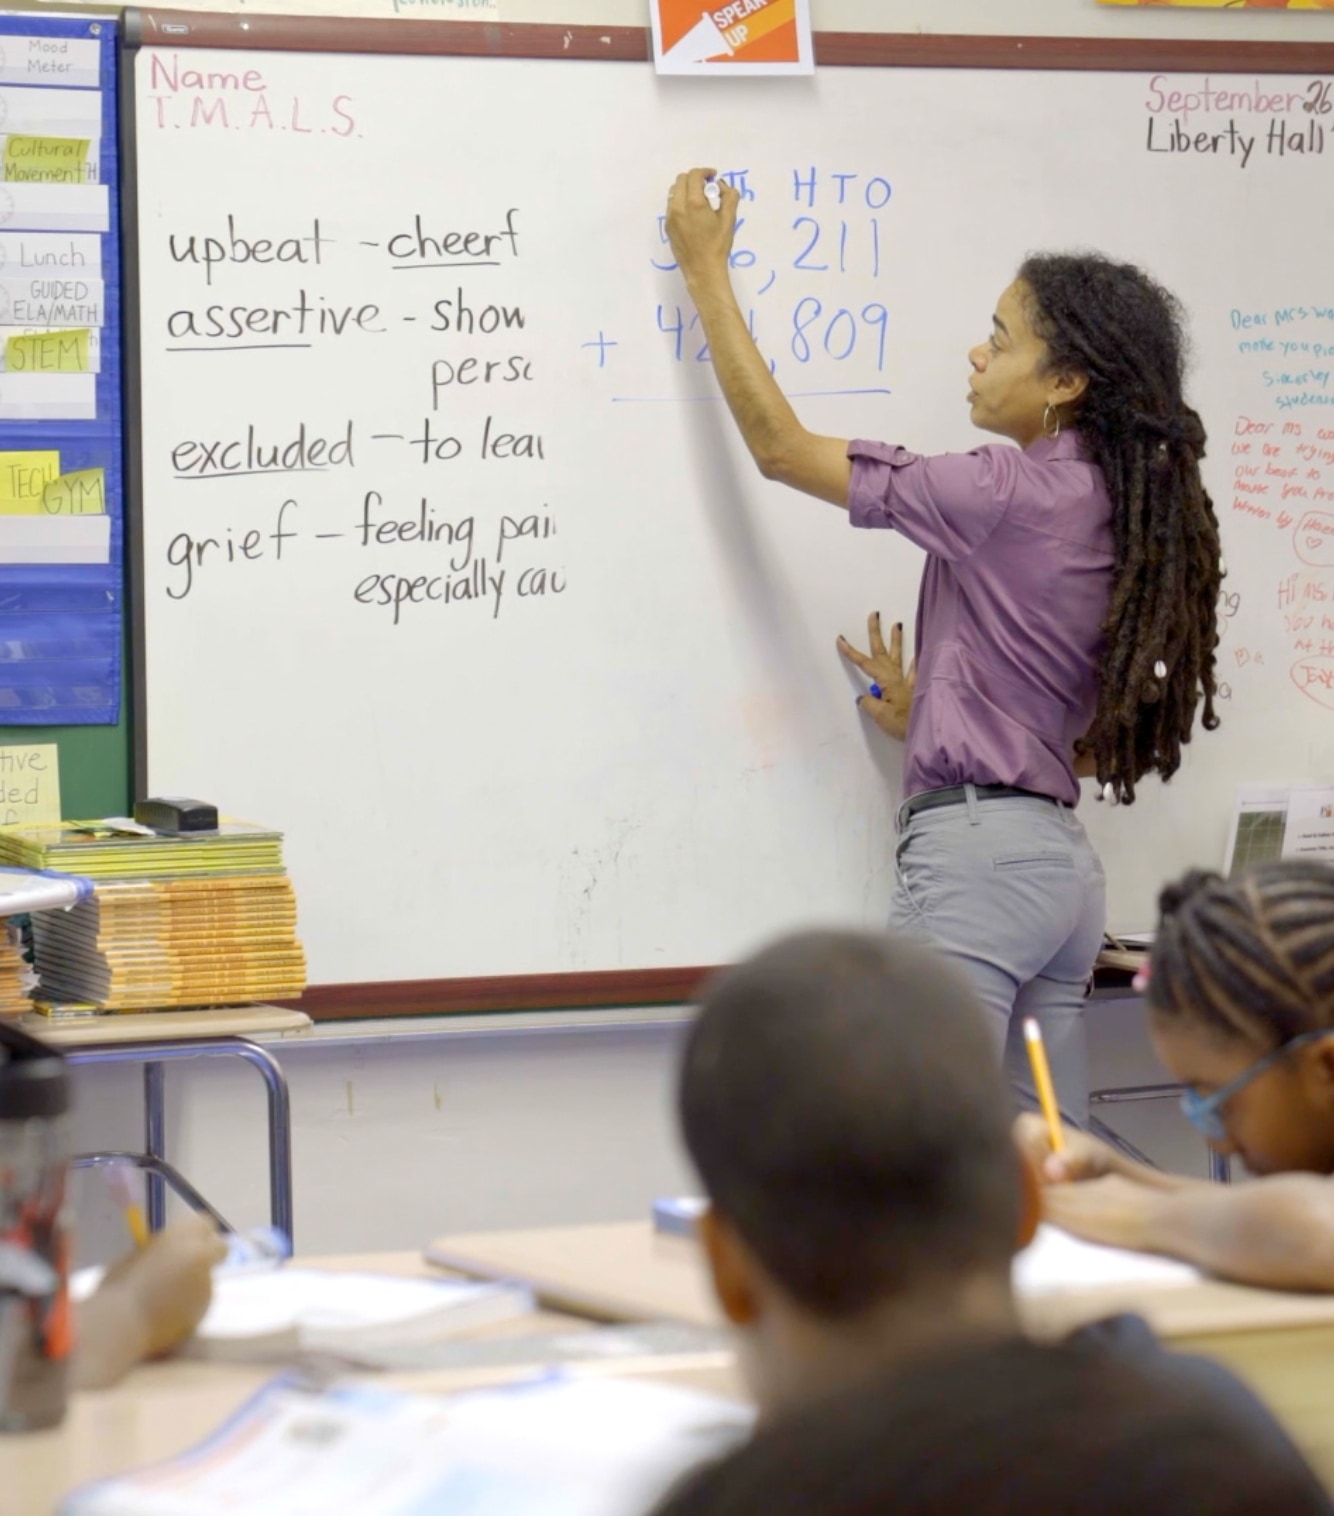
[0,1020,71,1431]
[222,1224,292,1271]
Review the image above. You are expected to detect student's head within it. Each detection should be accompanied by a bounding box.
[973,252,1222,808]
[1146,862,1334,1176]
[678,930,1034,1414]
[652,1336,1330,1516]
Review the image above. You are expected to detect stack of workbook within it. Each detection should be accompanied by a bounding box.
[0,821,306,1013]
[0,865,94,1017]
[0,921,36,1016]
[0,819,284,880]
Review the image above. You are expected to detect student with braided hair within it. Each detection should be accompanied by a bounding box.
[1017,861,1334,1292]
[666,167,1223,1121]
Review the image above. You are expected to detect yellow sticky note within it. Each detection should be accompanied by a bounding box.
[0,744,60,826]
[0,451,60,511]
[5,329,90,374]
[42,468,104,516]
[3,136,90,186]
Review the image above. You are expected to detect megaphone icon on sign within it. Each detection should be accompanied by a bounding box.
[663,11,734,65]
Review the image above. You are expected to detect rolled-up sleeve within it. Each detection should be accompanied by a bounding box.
[847,440,1016,561]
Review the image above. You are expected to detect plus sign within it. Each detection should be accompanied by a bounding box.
[581,331,619,368]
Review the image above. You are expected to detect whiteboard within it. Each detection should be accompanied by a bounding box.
[132,34,1334,991]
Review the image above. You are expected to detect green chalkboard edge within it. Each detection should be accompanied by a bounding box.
[119,14,1334,1020]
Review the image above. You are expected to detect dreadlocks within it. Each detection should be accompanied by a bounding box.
[1019,254,1223,805]
[1146,862,1334,1048]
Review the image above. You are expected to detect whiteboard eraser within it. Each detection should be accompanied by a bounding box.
[133,796,218,833]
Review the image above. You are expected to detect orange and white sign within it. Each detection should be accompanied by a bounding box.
[651,0,814,76]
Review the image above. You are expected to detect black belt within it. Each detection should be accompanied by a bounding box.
[900,784,1057,823]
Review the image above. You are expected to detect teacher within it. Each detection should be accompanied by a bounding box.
[666,168,1223,1122]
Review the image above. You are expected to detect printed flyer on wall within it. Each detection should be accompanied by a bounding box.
[651,0,814,76]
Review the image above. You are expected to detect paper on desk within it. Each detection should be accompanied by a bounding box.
[61,1374,754,1516]
[1014,1223,1201,1296]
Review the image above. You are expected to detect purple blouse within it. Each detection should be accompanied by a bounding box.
[847,432,1114,806]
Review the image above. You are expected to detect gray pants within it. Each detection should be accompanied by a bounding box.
[888,787,1106,1124]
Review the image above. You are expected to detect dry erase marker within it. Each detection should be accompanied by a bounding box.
[704,178,721,211]
[869,683,883,700]
[1023,1018,1065,1155]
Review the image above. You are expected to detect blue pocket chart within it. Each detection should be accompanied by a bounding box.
[0,14,121,724]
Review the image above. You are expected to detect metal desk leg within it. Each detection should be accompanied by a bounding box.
[1090,1082,1233,1185]
[1209,1150,1233,1184]
[143,1061,167,1232]
[226,1041,294,1241]
[67,1037,295,1245]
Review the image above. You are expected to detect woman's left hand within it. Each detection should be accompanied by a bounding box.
[838,613,916,740]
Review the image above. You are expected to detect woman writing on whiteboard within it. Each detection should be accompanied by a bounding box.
[665,168,1223,1122]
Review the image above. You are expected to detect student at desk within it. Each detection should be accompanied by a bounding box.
[1019,861,1334,1292]
[664,929,1311,1467]
[75,1216,224,1390]
[0,1019,223,1408]
[655,1336,1330,1516]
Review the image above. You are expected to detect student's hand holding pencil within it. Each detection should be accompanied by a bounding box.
[77,1214,226,1389]
[1014,1113,1123,1185]
[1037,1174,1167,1255]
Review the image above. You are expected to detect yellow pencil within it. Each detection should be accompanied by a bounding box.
[1023,1017,1065,1155]
[109,1166,150,1250]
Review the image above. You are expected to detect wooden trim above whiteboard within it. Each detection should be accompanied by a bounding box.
[278,967,713,1020]
[124,12,1334,73]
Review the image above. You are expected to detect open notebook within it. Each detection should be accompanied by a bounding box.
[62,1374,754,1516]
[1013,1224,1200,1295]
[187,1269,534,1364]
[73,1265,534,1367]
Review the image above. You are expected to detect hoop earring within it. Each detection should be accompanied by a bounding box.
[1042,403,1062,440]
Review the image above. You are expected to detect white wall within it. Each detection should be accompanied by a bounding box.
[70,1014,699,1262]
[69,993,1213,1263]
[74,0,1268,1263]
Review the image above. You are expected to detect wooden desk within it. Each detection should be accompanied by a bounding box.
[0,1251,727,1515]
[427,1222,719,1325]
[27,1005,312,1241]
[426,1221,1334,1487]
[24,1006,313,1046]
